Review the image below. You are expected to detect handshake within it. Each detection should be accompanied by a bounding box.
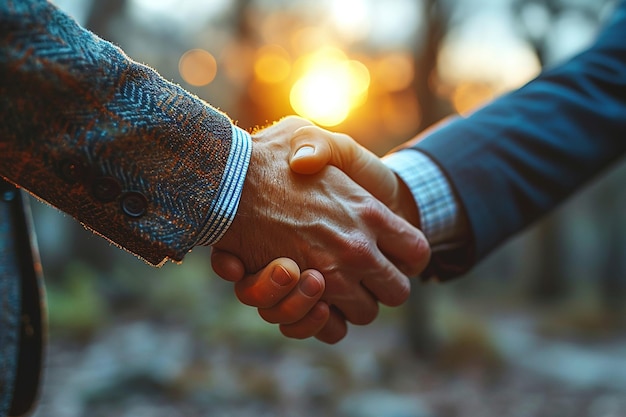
[211,116,433,344]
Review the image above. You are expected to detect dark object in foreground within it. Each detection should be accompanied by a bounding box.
[0,180,45,417]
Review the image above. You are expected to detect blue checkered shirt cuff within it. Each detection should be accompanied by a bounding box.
[383,149,468,249]
[196,125,252,246]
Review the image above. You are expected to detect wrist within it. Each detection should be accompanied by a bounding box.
[195,125,252,247]
[216,139,265,246]
[384,149,468,248]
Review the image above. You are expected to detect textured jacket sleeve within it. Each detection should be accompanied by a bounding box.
[0,0,252,266]
[409,1,626,280]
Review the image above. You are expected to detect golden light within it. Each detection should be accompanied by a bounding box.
[381,91,421,136]
[291,27,336,55]
[438,38,540,92]
[451,81,496,115]
[290,48,370,127]
[220,41,256,84]
[373,52,415,92]
[254,44,291,84]
[329,0,370,41]
[436,32,541,115]
[178,49,217,86]
[260,12,296,45]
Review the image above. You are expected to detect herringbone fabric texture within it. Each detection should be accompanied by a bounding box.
[0,0,251,266]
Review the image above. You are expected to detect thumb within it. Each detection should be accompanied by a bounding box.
[234,258,301,308]
[289,127,332,175]
[289,126,401,207]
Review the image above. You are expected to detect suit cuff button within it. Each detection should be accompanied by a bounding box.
[92,177,122,202]
[121,192,148,218]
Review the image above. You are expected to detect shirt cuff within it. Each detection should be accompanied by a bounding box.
[383,149,468,249]
[195,125,252,246]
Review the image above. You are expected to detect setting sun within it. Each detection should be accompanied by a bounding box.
[289,48,370,126]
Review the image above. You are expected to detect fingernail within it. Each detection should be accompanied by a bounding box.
[271,265,293,286]
[300,274,322,297]
[293,146,315,160]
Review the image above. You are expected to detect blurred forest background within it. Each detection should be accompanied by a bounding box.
[28,0,626,416]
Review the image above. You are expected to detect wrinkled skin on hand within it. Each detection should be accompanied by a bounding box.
[290,125,421,228]
[214,117,430,326]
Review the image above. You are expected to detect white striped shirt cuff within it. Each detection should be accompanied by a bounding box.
[383,149,467,249]
[195,125,252,246]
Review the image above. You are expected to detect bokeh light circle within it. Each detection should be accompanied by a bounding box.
[179,49,217,86]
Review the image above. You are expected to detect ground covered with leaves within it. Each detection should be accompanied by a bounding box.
[32,297,626,417]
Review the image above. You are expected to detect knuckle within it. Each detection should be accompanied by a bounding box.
[346,237,371,259]
[343,249,380,275]
[360,197,386,224]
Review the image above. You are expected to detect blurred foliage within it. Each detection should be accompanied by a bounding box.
[46,261,108,339]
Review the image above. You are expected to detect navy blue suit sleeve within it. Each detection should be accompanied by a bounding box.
[413,2,626,279]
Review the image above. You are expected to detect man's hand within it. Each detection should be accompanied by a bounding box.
[290,125,421,228]
[211,251,348,343]
[213,117,430,328]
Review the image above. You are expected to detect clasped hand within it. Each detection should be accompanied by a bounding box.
[213,117,430,343]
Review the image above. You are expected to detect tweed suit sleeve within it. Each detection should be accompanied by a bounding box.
[0,0,252,266]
